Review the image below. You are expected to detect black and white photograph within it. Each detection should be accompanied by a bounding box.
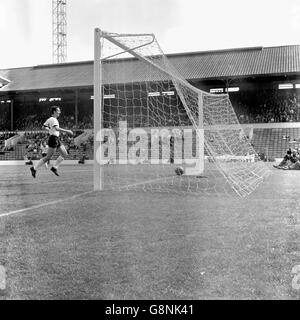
[1,0,300,305]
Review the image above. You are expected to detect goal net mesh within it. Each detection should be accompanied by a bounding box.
[95,31,270,197]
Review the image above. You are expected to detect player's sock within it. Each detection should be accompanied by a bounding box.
[34,158,46,170]
[53,156,64,169]
[44,162,48,169]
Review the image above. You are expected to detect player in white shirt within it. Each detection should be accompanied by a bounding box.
[30,106,73,178]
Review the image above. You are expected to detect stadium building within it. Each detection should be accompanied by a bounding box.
[1,44,300,160]
[0,75,10,88]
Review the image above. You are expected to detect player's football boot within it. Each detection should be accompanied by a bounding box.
[30,167,36,178]
[50,167,59,176]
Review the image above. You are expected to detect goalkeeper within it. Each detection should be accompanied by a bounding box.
[273,148,292,169]
[282,149,300,170]
[274,148,300,170]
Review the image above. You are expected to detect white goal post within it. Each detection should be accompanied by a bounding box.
[93,28,269,197]
[94,28,102,191]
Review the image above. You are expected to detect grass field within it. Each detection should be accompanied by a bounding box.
[1,163,300,299]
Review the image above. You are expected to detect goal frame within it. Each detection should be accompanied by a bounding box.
[93,28,205,191]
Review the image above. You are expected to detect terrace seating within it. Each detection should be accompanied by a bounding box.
[0,129,92,161]
[251,128,300,158]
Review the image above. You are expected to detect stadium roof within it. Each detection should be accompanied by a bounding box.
[0,74,10,87]
[1,45,300,92]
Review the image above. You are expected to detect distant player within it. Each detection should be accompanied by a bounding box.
[30,106,73,178]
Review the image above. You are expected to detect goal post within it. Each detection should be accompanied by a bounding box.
[93,28,270,197]
[185,92,204,176]
[93,28,102,191]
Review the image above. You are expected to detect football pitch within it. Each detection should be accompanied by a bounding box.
[1,164,300,299]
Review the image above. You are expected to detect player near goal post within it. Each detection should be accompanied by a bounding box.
[30,106,73,178]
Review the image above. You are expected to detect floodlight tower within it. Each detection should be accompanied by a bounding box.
[52,0,67,63]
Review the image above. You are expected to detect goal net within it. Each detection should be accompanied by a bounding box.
[93,29,270,197]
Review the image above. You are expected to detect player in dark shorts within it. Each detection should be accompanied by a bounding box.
[30,106,73,178]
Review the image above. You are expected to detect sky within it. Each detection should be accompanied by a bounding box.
[1,0,300,69]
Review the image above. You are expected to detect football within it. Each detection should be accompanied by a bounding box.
[175,166,184,176]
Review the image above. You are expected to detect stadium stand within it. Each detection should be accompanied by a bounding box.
[1,45,300,161]
[231,90,300,124]
[0,130,93,161]
[251,127,300,159]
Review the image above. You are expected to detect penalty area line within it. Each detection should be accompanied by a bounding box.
[0,190,95,219]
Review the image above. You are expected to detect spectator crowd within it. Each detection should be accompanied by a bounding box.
[233,90,300,124]
[1,89,300,132]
